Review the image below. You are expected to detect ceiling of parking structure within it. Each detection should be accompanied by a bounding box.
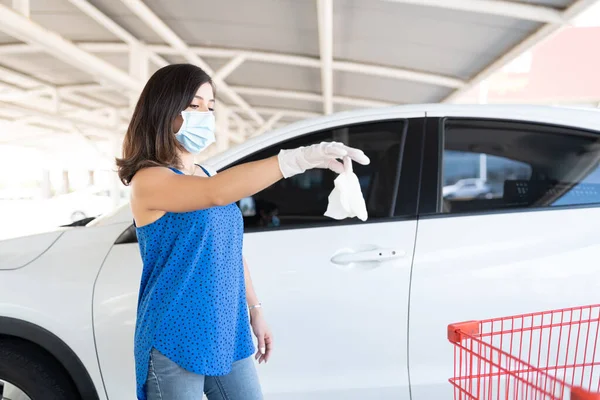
[0,0,598,160]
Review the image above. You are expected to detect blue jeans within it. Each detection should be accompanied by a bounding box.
[146,348,263,400]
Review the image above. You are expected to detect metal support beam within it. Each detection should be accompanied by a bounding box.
[228,134,246,145]
[59,89,115,109]
[77,42,130,53]
[334,95,394,108]
[109,135,123,207]
[0,100,119,134]
[0,69,114,111]
[226,120,248,144]
[0,43,35,54]
[0,88,51,102]
[12,0,29,17]
[252,113,284,137]
[152,44,465,88]
[47,87,59,113]
[113,38,151,200]
[0,42,466,89]
[234,86,322,103]
[41,169,52,199]
[317,0,334,115]
[58,83,107,93]
[334,60,464,89]
[153,44,323,67]
[444,0,600,103]
[119,0,264,125]
[0,4,140,91]
[67,0,135,43]
[128,42,150,108]
[69,124,114,160]
[67,0,169,68]
[382,0,566,24]
[228,106,320,120]
[0,123,52,144]
[215,108,230,153]
[58,84,128,111]
[230,86,394,108]
[228,111,251,132]
[61,170,70,194]
[0,64,51,89]
[212,55,246,82]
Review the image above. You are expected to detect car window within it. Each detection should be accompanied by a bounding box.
[441,119,600,214]
[234,120,408,231]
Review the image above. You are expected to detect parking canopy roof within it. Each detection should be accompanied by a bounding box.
[0,0,598,156]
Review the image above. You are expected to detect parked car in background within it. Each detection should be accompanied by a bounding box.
[442,178,493,200]
[0,187,39,200]
[49,186,129,224]
[1,104,600,400]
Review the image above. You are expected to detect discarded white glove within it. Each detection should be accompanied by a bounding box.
[277,142,370,179]
[324,156,368,221]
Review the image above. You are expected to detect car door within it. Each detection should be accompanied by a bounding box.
[92,115,424,399]
[409,117,600,399]
[234,117,423,399]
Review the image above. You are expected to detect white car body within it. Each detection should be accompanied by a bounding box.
[1,104,600,400]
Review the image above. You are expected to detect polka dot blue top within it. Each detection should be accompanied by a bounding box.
[133,166,254,400]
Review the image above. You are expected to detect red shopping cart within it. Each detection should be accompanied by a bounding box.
[447,304,600,400]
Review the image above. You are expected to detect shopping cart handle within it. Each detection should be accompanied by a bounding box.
[570,387,600,400]
[330,248,405,265]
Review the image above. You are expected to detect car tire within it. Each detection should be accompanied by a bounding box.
[0,337,80,400]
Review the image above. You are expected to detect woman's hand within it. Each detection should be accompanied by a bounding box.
[277,142,370,178]
[250,308,273,364]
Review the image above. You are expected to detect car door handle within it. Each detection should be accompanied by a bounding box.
[330,248,406,265]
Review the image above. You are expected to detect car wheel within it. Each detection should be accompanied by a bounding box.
[0,338,80,400]
[1,380,31,400]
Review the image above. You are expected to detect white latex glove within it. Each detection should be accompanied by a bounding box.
[277,142,370,179]
[324,157,368,221]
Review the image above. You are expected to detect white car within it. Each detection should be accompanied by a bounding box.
[48,186,130,224]
[442,178,493,200]
[1,104,600,400]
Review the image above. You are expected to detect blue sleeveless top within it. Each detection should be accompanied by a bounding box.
[133,166,254,400]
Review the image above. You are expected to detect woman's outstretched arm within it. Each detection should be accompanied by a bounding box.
[131,142,369,213]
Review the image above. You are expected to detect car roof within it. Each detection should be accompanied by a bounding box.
[94,104,600,227]
[213,104,600,168]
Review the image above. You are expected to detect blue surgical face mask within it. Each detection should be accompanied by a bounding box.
[175,111,216,155]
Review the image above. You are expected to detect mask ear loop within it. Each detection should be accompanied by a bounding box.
[175,111,187,135]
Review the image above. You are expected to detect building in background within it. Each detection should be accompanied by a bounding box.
[457,26,600,107]
[446,23,600,204]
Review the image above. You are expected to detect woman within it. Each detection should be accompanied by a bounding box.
[116,64,369,400]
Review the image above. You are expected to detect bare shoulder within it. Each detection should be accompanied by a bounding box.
[131,166,175,193]
[133,165,173,180]
[130,166,176,222]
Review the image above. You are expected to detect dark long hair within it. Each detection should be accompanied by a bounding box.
[116,64,214,185]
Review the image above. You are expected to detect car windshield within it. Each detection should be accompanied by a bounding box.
[85,202,131,227]
[0,184,130,240]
